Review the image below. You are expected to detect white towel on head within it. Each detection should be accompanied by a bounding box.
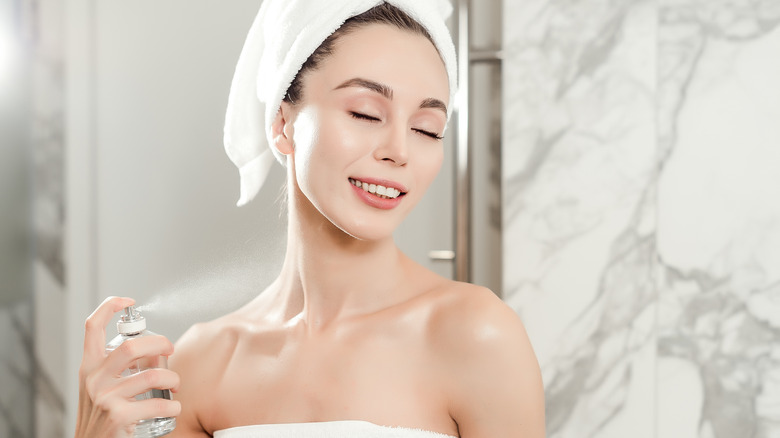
[224,0,458,206]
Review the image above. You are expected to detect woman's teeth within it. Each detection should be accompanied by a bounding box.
[349,178,402,199]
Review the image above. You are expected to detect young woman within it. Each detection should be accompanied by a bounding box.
[75,2,545,437]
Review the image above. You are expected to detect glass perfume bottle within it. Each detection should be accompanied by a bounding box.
[105,305,176,438]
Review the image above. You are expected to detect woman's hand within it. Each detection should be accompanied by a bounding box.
[75,296,181,438]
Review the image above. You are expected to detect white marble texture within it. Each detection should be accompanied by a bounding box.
[657,1,780,436]
[503,0,780,436]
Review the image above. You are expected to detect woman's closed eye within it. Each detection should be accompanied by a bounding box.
[350,111,381,122]
[350,112,443,141]
[413,128,444,141]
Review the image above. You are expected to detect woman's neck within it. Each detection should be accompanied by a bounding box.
[270,186,410,333]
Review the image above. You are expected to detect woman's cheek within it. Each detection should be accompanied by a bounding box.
[293,107,320,151]
[329,114,367,151]
[292,107,320,182]
[419,145,444,184]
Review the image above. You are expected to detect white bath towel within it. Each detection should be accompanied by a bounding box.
[213,420,458,437]
[224,0,458,206]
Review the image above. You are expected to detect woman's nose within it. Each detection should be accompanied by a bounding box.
[373,125,409,166]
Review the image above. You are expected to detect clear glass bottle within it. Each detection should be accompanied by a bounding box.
[105,305,176,438]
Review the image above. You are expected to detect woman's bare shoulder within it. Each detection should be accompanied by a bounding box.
[172,314,245,363]
[167,313,251,435]
[169,316,246,402]
[424,280,546,436]
[425,280,529,353]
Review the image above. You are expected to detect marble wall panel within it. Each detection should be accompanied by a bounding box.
[503,0,658,436]
[657,1,780,436]
[503,0,780,436]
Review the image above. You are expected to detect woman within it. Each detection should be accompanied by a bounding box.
[75,2,545,437]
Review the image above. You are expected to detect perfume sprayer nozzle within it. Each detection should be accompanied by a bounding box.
[117,305,146,335]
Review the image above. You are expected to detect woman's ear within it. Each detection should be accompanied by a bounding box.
[271,101,295,156]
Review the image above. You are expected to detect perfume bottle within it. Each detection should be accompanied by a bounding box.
[105,305,176,438]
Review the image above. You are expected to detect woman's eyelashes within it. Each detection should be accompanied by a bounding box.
[350,111,380,122]
[349,111,443,141]
[414,128,444,140]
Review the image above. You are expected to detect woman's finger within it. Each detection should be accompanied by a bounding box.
[102,335,174,377]
[90,397,181,432]
[83,296,135,367]
[113,367,181,400]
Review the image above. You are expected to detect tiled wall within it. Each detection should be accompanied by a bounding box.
[503,0,780,436]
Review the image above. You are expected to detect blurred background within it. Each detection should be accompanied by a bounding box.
[1,0,779,437]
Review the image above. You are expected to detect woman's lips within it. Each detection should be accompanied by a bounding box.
[349,176,408,194]
[348,177,406,210]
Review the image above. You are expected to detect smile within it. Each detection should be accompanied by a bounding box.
[349,178,404,199]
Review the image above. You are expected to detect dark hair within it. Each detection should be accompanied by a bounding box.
[282,2,435,105]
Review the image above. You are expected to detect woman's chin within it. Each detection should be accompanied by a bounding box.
[333,219,398,243]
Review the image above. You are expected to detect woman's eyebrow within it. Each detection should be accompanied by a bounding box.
[334,77,393,100]
[420,97,447,115]
[334,77,448,115]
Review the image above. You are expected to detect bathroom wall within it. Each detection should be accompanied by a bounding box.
[503,0,780,436]
[1,0,64,436]
[18,0,70,435]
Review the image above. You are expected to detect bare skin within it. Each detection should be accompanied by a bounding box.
[76,23,545,438]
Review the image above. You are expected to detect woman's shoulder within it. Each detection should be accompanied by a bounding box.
[424,280,530,354]
[167,313,257,434]
[422,280,545,434]
[171,306,267,365]
[420,277,540,382]
[171,307,275,388]
[169,320,230,384]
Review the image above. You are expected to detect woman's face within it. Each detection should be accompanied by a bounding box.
[282,23,450,241]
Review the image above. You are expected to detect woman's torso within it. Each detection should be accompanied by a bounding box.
[171,262,467,437]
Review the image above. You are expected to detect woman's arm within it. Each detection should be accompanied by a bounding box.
[434,286,546,437]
